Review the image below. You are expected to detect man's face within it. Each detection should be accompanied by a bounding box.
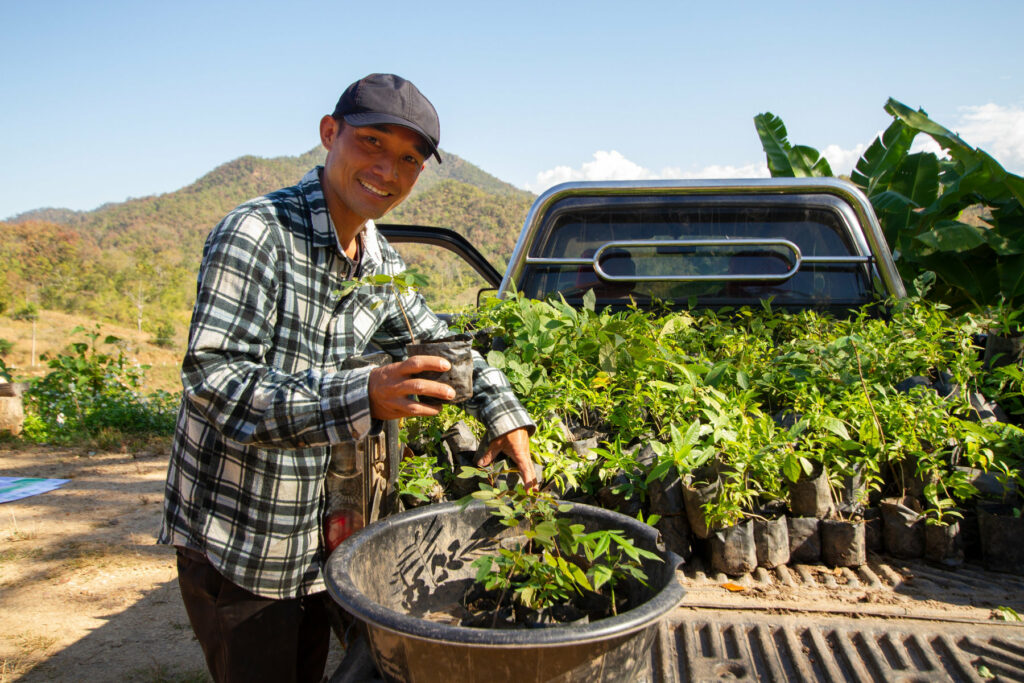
[319,116,427,232]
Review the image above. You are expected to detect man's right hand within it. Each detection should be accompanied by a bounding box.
[368,355,455,420]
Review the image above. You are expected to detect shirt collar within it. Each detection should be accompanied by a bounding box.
[301,166,383,271]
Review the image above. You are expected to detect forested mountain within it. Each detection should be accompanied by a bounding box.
[0,147,535,333]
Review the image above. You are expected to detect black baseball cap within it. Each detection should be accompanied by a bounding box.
[332,73,442,164]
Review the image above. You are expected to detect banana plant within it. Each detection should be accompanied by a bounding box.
[755,99,1024,311]
[753,112,833,178]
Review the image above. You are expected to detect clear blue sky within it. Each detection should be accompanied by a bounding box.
[2,0,1023,219]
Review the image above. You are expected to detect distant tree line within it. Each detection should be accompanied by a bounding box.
[0,147,535,334]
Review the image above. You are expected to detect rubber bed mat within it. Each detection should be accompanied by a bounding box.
[627,553,1024,682]
[648,611,1024,683]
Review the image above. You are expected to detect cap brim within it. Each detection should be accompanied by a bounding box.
[343,112,442,164]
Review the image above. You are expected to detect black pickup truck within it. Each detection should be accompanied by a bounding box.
[347,178,1024,683]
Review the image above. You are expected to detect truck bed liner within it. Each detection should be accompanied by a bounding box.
[634,556,1024,682]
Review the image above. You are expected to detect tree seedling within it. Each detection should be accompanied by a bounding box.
[457,462,660,624]
[335,271,429,343]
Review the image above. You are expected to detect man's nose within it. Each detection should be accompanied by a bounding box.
[375,157,399,180]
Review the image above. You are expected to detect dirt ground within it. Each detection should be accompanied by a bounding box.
[0,443,343,682]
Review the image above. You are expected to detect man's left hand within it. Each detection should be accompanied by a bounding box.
[476,428,536,489]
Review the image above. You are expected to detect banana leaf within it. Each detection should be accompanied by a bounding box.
[851,119,917,196]
[791,146,833,178]
[754,113,798,177]
[997,255,1024,303]
[913,220,987,254]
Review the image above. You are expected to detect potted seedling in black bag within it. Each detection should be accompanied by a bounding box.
[335,270,474,404]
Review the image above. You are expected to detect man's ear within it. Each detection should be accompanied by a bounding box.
[319,115,339,150]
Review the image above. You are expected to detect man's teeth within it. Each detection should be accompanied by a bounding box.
[359,180,390,197]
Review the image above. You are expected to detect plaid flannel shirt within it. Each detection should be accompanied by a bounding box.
[159,167,534,599]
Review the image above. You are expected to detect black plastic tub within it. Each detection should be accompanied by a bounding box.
[325,501,685,682]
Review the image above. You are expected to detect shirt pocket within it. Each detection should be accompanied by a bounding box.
[333,290,389,361]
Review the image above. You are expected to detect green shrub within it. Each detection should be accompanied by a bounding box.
[151,321,177,349]
[10,303,39,322]
[21,324,178,446]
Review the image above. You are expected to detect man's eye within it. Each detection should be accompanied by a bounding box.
[363,136,379,146]
[404,155,421,165]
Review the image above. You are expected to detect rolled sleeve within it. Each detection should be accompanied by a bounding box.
[466,354,536,443]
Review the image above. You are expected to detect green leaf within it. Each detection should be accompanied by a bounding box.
[634,547,662,562]
[890,152,939,209]
[754,112,796,178]
[591,564,613,591]
[884,99,974,160]
[471,553,492,569]
[783,452,802,483]
[851,118,917,195]
[682,418,702,449]
[820,416,851,440]
[486,349,506,369]
[534,520,558,541]
[705,361,730,387]
[997,255,1024,301]
[582,288,596,312]
[570,564,593,592]
[645,458,674,483]
[914,221,987,253]
[790,145,834,178]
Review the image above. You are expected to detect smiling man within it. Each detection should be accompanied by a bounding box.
[159,73,535,683]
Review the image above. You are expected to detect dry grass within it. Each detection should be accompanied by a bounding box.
[126,663,211,683]
[1,654,34,682]
[2,310,185,393]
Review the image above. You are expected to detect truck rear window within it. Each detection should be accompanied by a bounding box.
[517,195,873,309]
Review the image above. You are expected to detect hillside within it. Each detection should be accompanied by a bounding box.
[0,146,535,336]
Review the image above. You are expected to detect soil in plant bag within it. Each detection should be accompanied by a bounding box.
[406,334,474,405]
[839,466,868,508]
[682,469,722,540]
[862,507,883,552]
[820,518,866,568]
[924,521,964,568]
[983,333,1024,368]
[753,514,790,569]
[789,463,835,519]
[880,497,926,559]
[787,516,821,564]
[978,507,1024,574]
[957,508,981,559]
[647,464,693,561]
[886,459,929,500]
[709,519,757,575]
